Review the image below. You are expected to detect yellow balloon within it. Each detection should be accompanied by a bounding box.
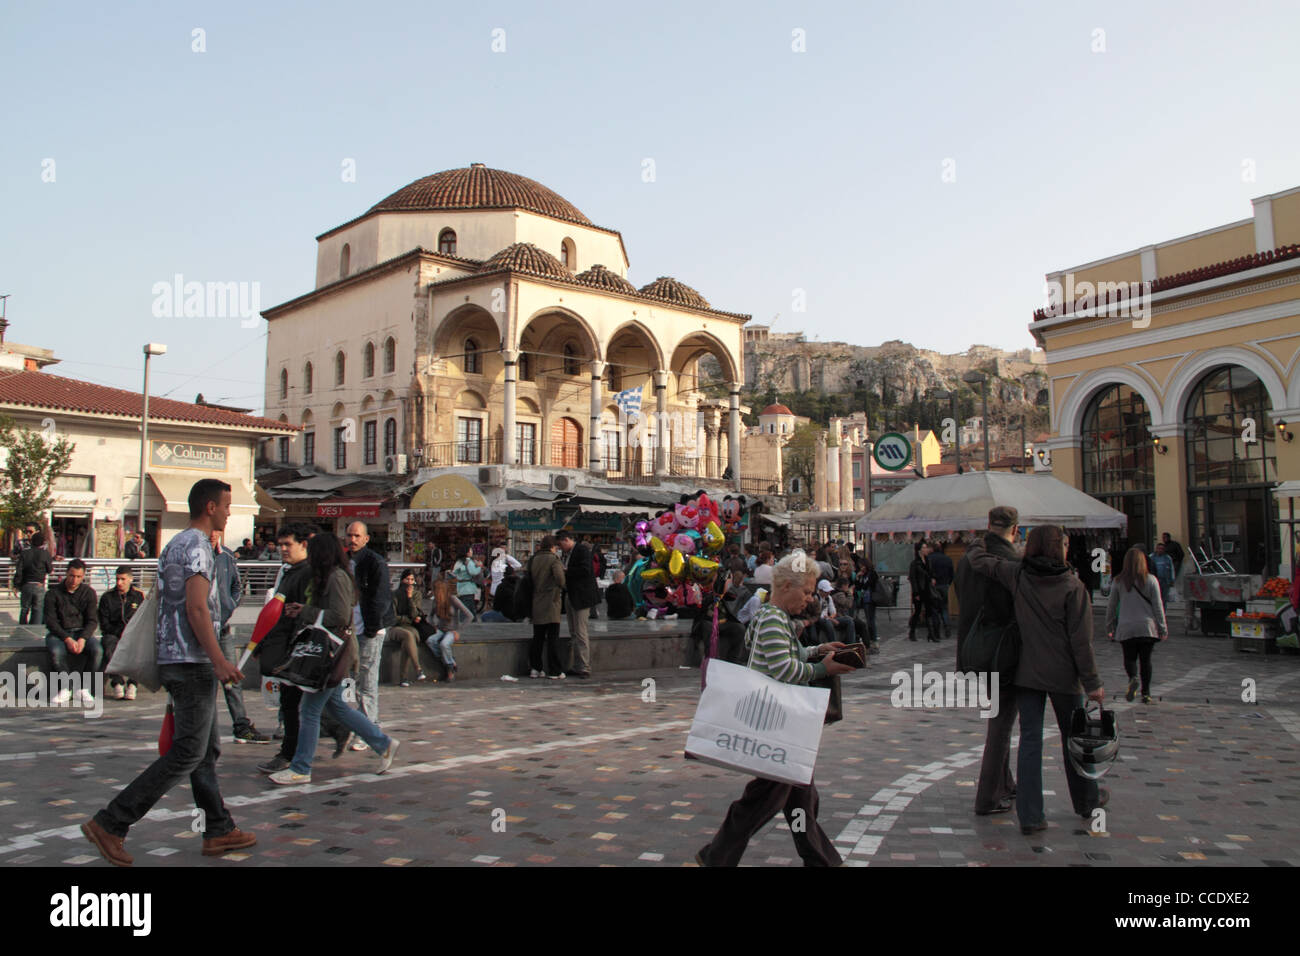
[689,556,720,580]
[641,568,669,585]
[649,536,669,565]
[702,521,725,550]
[668,548,686,580]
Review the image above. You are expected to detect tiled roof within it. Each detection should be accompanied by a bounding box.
[477,242,574,281]
[761,403,794,416]
[638,276,711,310]
[0,370,296,432]
[368,164,593,227]
[575,264,637,295]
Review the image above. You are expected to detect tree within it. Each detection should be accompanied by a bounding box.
[782,422,825,505]
[0,415,76,529]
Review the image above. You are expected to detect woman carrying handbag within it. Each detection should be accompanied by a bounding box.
[1105,546,1167,704]
[269,535,399,785]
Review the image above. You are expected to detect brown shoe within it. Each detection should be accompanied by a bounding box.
[81,818,133,867]
[201,827,258,856]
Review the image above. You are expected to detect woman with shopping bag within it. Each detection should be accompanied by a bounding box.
[694,550,856,867]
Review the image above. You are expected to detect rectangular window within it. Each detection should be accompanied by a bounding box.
[363,420,377,465]
[852,460,861,480]
[334,427,347,470]
[384,417,398,457]
[456,417,483,463]
[602,430,621,471]
[516,422,536,465]
[53,474,95,491]
[278,436,289,463]
[303,432,315,466]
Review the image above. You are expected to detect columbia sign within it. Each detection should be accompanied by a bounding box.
[873,432,912,471]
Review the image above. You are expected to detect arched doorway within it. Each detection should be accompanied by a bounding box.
[1184,365,1279,575]
[550,416,583,468]
[1081,384,1154,554]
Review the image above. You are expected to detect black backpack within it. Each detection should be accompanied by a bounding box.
[512,559,535,621]
[957,571,1022,686]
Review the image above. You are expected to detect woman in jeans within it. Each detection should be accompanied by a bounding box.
[971,525,1105,835]
[1106,546,1167,704]
[696,550,856,866]
[269,535,399,785]
[390,569,430,686]
[426,570,475,680]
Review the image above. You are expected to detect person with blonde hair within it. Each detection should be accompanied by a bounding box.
[696,550,855,867]
[1106,545,1167,704]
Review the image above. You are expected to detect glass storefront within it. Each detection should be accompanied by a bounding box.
[1082,384,1154,553]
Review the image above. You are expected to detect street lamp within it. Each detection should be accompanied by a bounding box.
[137,343,167,543]
[930,388,961,474]
[962,370,990,470]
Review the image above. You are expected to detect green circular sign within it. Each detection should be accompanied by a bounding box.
[873,432,913,471]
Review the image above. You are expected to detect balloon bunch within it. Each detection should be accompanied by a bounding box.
[633,490,728,616]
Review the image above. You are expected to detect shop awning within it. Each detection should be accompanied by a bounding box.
[579,503,652,517]
[255,483,285,515]
[149,473,257,513]
[761,511,792,526]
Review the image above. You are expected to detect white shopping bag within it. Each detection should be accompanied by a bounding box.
[106,586,161,693]
[685,658,829,786]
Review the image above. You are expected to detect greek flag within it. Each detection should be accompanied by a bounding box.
[614,386,643,418]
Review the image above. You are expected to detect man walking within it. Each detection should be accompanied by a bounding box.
[44,558,102,705]
[210,529,269,744]
[98,565,144,700]
[1161,532,1185,575]
[255,523,316,774]
[955,506,1021,816]
[557,529,599,678]
[17,531,54,625]
[928,540,955,639]
[82,478,257,865]
[1151,542,1176,610]
[347,521,395,740]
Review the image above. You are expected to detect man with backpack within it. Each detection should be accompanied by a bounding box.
[955,505,1020,816]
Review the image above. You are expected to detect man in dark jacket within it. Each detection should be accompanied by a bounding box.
[44,558,102,704]
[955,506,1020,816]
[347,521,396,728]
[17,531,54,626]
[908,542,941,643]
[557,530,599,678]
[123,532,149,560]
[98,565,145,700]
[927,541,955,638]
[255,523,314,774]
[604,569,634,621]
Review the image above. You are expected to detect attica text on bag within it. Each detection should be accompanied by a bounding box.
[715,732,788,764]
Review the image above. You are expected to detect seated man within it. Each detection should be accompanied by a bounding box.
[716,560,753,664]
[604,570,634,621]
[44,558,102,705]
[481,567,518,622]
[98,565,145,700]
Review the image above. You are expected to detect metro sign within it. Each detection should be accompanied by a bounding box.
[873,432,913,472]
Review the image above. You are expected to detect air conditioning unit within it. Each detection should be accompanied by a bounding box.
[478,466,503,487]
[385,454,408,475]
[550,474,576,494]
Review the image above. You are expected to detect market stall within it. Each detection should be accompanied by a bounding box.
[1226,576,1297,653]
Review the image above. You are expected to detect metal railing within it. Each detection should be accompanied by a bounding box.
[421,439,586,469]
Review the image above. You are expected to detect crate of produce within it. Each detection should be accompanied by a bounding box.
[1231,620,1270,638]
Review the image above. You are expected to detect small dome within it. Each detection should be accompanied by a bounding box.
[478,243,574,280]
[369,164,592,226]
[575,264,636,295]
[638,276,711,310]
[761,404,794,416]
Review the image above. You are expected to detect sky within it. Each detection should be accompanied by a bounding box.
[4,1,1300,415]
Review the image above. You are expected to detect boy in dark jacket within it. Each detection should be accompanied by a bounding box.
[98,566,145,700]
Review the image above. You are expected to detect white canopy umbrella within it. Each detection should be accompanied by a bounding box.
[855,471,1127,535]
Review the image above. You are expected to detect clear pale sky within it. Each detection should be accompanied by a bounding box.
[4,1,1299,413]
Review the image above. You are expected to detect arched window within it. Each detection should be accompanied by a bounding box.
[605,362,621,394]
[384,417,397,458]
[279,368,288,400]
[560,237,575,269]
[563,342,579,376]
[363,342,375,378]
[340,243,351,278]
[384,337,396,374]
[304,362,313,395]
[464,338,480,375]
[518,350,533,381]
[335,351,345,386]
[438,228,457,256]
[1082,384,1154,558]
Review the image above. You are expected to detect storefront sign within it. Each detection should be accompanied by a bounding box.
[151,440,228,472]
[403,507,493,523]
[409,474,489,510]
[317,502,380,518]
[281,500,320,516]
[506,511,556,531]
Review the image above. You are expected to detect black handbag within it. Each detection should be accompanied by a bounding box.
[957,569,1023,686]
[812,674,842,724]
[271,612,346,693]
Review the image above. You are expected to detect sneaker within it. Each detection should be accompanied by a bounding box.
[350,740,369,752]
[201,828,257,856]
[1142,694,1153,704]
[124,684,137,701]
[1125,677,1139,702]
[399,679,412,687]
[529,669,542,679]
[551,672,566,680]
[111,684,125,701]
[234,726,271,744]
[416,671,428,682]
[257,755,290,774]
[975,799,1014,816]
[81,819,132,867]
[376,738,399,774]
[77,688,95,705]
[268,768,311,786]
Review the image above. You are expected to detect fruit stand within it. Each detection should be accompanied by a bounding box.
[1184,571,1253,636]
[1226,577,1296,654]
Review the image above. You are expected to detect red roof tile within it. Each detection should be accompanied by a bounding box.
[0,370,296,432]
[369,165,593,226]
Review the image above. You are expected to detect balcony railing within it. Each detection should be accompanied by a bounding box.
[421,439,585,469]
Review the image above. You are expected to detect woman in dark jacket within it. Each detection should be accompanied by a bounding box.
[970,525,1105,834]
[390,570,430,686]
[855,554,880,651]
[270,535,399,785]
[527,536,566,678]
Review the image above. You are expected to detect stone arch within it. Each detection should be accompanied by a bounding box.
[1287,356,1300,410]
[1056,365,1165,439]
[361,394,376,412]
[300,409,313,424]
[605,320,666,376]
[455,388,487,410]
[381,389,398,406]
[1163,347,1287,425]
[669,329,740,384]
[516,306,601,365]
[518,396,541,415]
[433,303,503,358]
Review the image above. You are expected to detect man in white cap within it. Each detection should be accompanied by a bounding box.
[488,546,521,611]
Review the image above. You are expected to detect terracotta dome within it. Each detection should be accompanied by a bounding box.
[369,164,592,226]
[761,404,794,416]
[575,264,637,295]
[477,242,574,280]
[638,276,711,310]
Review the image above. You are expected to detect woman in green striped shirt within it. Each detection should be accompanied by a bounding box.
[696,550,854,867]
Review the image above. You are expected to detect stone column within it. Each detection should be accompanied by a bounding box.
[502,349,518,466]
[840,436,855,511]
[654,369,669,477]
[727,383,741,483]
[705,408,721,478]
[590,360,605,474]
[814,432,827,511]
[826,441,840,514]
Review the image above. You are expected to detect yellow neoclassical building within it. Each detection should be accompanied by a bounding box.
[1032,185,1300,578]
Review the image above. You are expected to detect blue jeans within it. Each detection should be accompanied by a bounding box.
[356,631,384,724]
[19,583,45,625]
[426,631,456,669]
[94,663,236,839]
[46,633,104,672]
[290,683,390,775]
[1015,687,1099,827]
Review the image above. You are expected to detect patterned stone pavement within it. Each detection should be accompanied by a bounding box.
[2,608,1298,867]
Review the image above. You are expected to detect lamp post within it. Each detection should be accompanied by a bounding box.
[137,343,167,543]
[931,388,960,473]
[962,370,990,470]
